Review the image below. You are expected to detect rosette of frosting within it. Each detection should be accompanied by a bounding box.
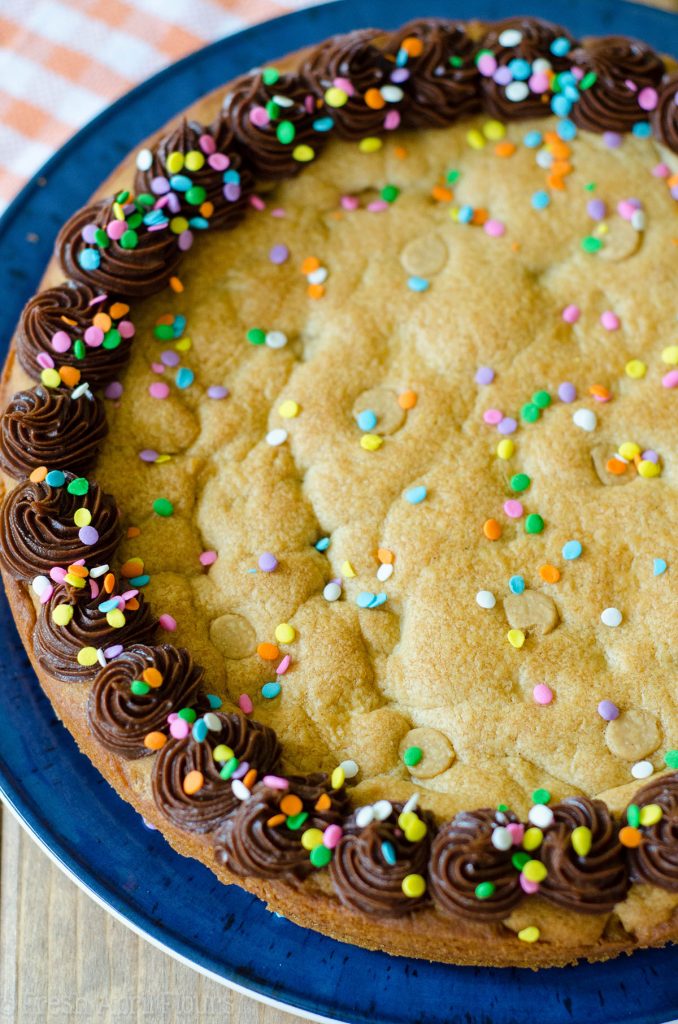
[15,282,135,390]
[652,73,678,153]
[384,19,480,129]
[477,17,577,120]
[0,385,107,479]
[220,70,329,180]
[429,808,522,921]
[34,580,157,683]
[215,773,349,880]
[539,796,629,912]
[0,472,122,582]
[626,773,678,892]
[151,711,281,833]
[135,119,253,229]
[330,802,434,916]
[56,197,184,299]
[86,644,204,759]
[302,29,404,140]
[571,36,665,134]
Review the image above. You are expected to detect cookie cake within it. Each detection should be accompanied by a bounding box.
[0,14,677,968]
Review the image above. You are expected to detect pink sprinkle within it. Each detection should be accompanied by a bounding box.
[533,683,553,705]
[120,589,138,601]
[341,195,359,210]
[529,71,550,94]
[384,110,400,131]
[323,824,343,849]
[239,693,254,715]
[149,382,170,399]
[503,500,523,519]
[662,369,678,389]
[477,53,497,77]
[520,876,540,895]
[250,105,270,129]
[367,199,389,212]
[37,353,55,369]
[208,153,228,171]
[507,823,524,845]
[333,76,354,96]
[118,320,135,339]
[39,585,53,605]
[250,194,266,211]
[89,580,100,600]
[484,219,505,238]
[652,163,670,178]
[270,207,286,218]
[199,133,216,155]
[104,381,122,400]
[200,550,217,566]
[170,719,190,739]
[50,567,67,583]
[262,775,289,790]
[562,304,581,324]
[107,219,126,241]
[600,310,620,331]
[483,408,503,425]
[51,330,72,353]
[151,362,165,374]
[88,293,107,307]
[84,326,104,347]
[617,198,640,221]
[638,87,658,111]
[159,613,177,631]
[276,655,291,675]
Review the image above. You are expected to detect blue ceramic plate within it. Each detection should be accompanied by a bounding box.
[0,3,677,1022]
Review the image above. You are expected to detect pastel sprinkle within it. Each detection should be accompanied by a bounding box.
[405,485,427,505]
[533,684,553,705]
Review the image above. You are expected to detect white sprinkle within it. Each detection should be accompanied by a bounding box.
[528,804,554,829]
[532,58,552,74]
[89,564,109,578]
[505,81,529,103]
[232,779,251,802]
[265,330,288,349]
[306,266,328,285]
[136,147,153,171]
[355,806,375,827]
[498,28,523,46]
[476,590,496,610]
[377,563,393,583]
[372,800,393,821]
[266,428,288,447]
[71,382,90,400]
[323,581,341,602]
[491,826,513,851]
[203,712,221,732]
[402,793,419,816]
[340,760,359,779]
[272,93,294,108]
[96,648,107,668]
[535,148,554,169]
[31,575,51,597]
[631,760,654,780]
[573,408,597,432]
[380,84,404,103]
[631,210,646,231]
[601,607,622,628]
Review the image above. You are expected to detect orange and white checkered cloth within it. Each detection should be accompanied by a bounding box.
[0,0,320,215]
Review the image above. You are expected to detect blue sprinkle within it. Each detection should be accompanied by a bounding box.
[144,210,169,227]
[192,719,208,743]
[381,841,397,865]
[550,36,571,57]
[312,116,334,132]
[508,58,531,81]
[457,204,474,223]
[557,71,577,90]
[632,121,652,138]
[223,169,241,184]
[551,94,571,117]
[509,575,525,595]
[562,84,581,103]
[557,119,577,141]
[189,216,210,230]
[562,540,582,561]
[531,190,550,210]
[129,574,150,587]
[523,130,543,149]
[356,409,377,431]
[407,276,429,292]
[396,48,408,68]
[169,174,192,192]
[174,315,187,336]
[357,592,376,608]
[45,470,66,488]
[262,681,282,699]
[176,367,195,389]
[315,537,330,552]
[98,598,120,614]
[369,593,388,608]
[78,248,100,271]
[207,693,223,709]
[653,558,667,577]
[405,485,427,505]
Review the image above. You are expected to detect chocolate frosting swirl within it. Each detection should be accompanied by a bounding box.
[215,773,349,881]
[135,119,253,228]
[652,73,678,153]
[220,72,328,180]
[35,581,157,683]
[15,282,134,390]
[0,472,122,582]
[302,30,397,141]
[479,17,577,121]
[87,644,204,759]
[151,711,281,833]
[539,796,629,912]
[384,19,480,129]
[429,808,522,921]
[0,385,107,479]
[330,803,434,916]
[627,773,678,892]
[571,36,665,134]
[56,199,183,299]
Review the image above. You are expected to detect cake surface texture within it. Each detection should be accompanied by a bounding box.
[1,14,677,968]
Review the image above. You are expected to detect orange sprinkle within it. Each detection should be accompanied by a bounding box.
[266,813,287,827]
[364,87,385,109]
[169,276,184,294]
[144,731,167,751]
[109,302,129,319]
[183,770,204,796]
[67,564,88,578]
[126,526,141,539]
[547,174,566,191]
[121,558,144,578]
[92,312,112,332]
[551,160,572,177]
[103,572,116,594]
[126,598,140,611]
[495,141,516,158]
[472,208,488,225]
[589,384,612,402]
[29,466,48,483]
[243,768,257,789]
[315,793,331,812]
[539,564,561,584]
[377,548,395,564]
[398,389,417,410]
[606,457,627,476]
[142,667,164,689]
[280,794,303,817]
[401,36,424,57]
[510,242,521,252]
[307,283,325,300]
[59,365,81,388]
[667,173,678,188]
[156,313,174,326]
[543,131,559,144]
[257,642,279,662]
[61,316,77,326]
[483,518,502,541]
[301,256,320,275]
[200,201,214,219]
[549,141,571,159]
[619,826,642,848]
[431,185,453,202]
[393,145,408,159]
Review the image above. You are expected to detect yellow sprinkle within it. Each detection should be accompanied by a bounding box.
[324,86,348,108]
[402,816,427,842]
[278,400,300,419]
[448,206,460,222]
[507,629,525,649]
[358,137,382,154]
[625,359,646,379]
[274,623,295,644]
[155,454,172,464]
[166,151,185,174]
[571,825,592,857]
[213,744,234,762]
[522,827,543,851]
[64,573,86,589]
[522,859,547,883]
[77,647,99,667]
[398,811,417,831]
[360,434,383,451]
[466,129,485,150]
[596,222,608,236]
[112,201,125,221]
[618,441,640,460]
[497,439,515,460]
[40,368,61,389]
[341,561,356,578]
[331,766,345,790]
[73,507,92,528]
[661,345,678,365]
[169,216,189,235]
[106,609,126,629]
[518,926,540,943]
[402,873,426,898]
[293,144,315,163]
[482,119,506,141]
[52,604,74,627]
[184,151,205,172]
[638,460,661,478]
[301,828,324,851]
[639,803,663,826]
[175,337,192,352]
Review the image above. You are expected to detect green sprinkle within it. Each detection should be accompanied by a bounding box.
[185,185,206,206]
[449,56,463,68]
[276,120,296,145]
[525,513,545,534]
[381,184,400,203]
[581,236,603,254]
[102,329,121,350]
[74,339,85,360]
[154,324,174,340]
[126,212,143,230]
[262,67,280,86]
[532,390,551,409]
[246,328,266,345]
[130,680,150,696]
[475,881,496,900]
[512,852,530,871]
[120,229,138,250]
[178,707,197,724]
[94,228,109,248]
[66,477,89,496]
[446,169,460,184]
[627,803,640,828]
[584,182,597,192]
[403,746,423,767]
[265,99,280,121]
[116,190,130,204]
[286,811,309,831]
[497,803,509,813]
[532,788,551,805]
[664,750,678,769]
[580,71,597,90]
[510,473,530,493]
[219,757,240,780]
[521,403,541,423]
[153,497,174,517]
[310,845,332,868]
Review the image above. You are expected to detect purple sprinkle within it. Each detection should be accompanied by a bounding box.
[390,68,409,84]
[160,350,180,367]
[232,761,250,780]
[603,131,622,148]
[207,385,229,400]
[494,66,512,86]
[78,525,99,546]
[151,176,171,195]
[597,700,620,721]
[497,417,517,435]
[475,366,495,386]
[139,449,159,462]
[258,552,278,572]
[558,382,577,403]
[177,229,193,251]
[104,644,123,658]
[269,244,289,264]
[641,450,659,464]
[81,223,97,244]
[224,182,241,202]
[587,198,607,221]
